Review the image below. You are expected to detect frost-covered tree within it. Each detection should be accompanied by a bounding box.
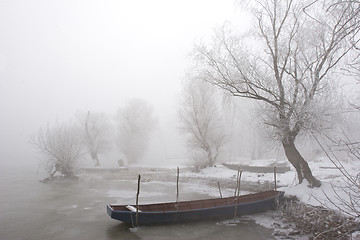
[115,98,157,164]
[179,78,227,170]
[193,0,360,187]
[31,122,84,177]
[341,0,360,84]
[76,111,112,167]
[313,104,360,217]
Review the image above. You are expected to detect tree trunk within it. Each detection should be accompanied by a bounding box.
[91,151,100,167]
[282,141,321,188]
[206,151,214,167]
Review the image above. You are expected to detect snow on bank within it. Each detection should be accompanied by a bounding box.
[98,157,359,239]
[185,157,360,215]
[281,157,360,216]
[91,156,359,217]
[179,157,359,239]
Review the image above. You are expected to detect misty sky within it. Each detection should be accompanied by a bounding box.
[0,0,250,168]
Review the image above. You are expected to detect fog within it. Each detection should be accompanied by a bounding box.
[0,0,250,170]
[2,2,360,239]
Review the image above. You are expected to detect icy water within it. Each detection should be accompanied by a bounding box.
[0,170,276,240]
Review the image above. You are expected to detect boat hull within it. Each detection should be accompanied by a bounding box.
[107,191,284,226]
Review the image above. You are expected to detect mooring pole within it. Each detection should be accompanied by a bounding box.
[237,170,242,198]
[136,174,141,228]
[234,168,240,196]
[274,166,277,191]
[217,181,222,199]
[234,169,242,219]
[176,167,179,211]
[234,168,242,197]
[274,166,280,208]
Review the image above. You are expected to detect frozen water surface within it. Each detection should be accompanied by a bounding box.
[0,170,276,240]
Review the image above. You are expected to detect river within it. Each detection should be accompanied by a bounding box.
[0,169,276,240]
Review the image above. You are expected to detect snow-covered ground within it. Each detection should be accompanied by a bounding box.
[184,157,360,239]
[88,156,359,239]
[205,158,359,214]
[103,156,359,215]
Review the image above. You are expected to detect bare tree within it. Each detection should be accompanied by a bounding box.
[313,116,360,217]
[115,98,157,164]
[31,122,84,177]
[307,0,360,217]
[193,0,360,187]
[336,0,360,83]
[179,78,227,170]
[76,111,112,167]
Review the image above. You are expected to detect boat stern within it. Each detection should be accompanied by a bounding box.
[107,205,114,217]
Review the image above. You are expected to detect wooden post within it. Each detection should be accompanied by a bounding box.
[234,169,242,219]
[274,166,277,191]
[234,168,240,196]
[237,170,242,198]
[176,167,179,211]
[274,166,280,208]
[234,168,242,197]
[217,181,222,198]
[136,174,141,228]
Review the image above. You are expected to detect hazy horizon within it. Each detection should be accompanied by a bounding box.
[0,0,252,170]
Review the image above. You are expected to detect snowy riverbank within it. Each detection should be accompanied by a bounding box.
[76,157,360,239]
[78,157,359,210]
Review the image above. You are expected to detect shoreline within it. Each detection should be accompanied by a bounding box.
[77,166,279,192]
[74,166,359,240]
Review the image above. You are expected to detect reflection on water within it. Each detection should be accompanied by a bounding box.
[106,219,275,240]
[0,170,275,240]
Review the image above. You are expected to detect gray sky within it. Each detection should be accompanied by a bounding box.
[0,0,250,168]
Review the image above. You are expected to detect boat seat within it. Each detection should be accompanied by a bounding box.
[126,205,141,212]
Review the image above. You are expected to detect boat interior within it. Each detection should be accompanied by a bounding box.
[110,190,281,212]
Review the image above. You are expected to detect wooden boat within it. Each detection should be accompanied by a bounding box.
[222,163,291,173]
[107,190,284,226]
